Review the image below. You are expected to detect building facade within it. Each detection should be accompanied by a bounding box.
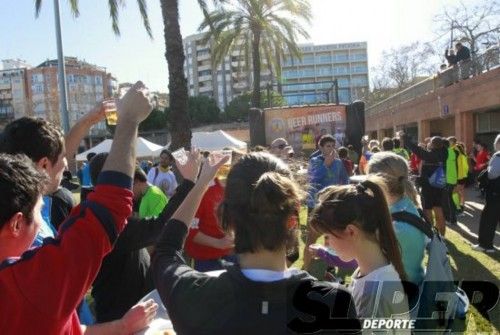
[281,42,369,105]
[0,60,31,127]
[27,57,113,135]
[365,48,500,152]
[183,33,272,109]
[183,34,369,109]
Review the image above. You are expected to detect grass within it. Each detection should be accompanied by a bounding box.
[295,207,500,334]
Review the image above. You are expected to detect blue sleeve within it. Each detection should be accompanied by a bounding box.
[338,160,349,185]
[309,157,327,184]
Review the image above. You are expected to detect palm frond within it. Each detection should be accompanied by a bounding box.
[108,0,122,36]
[35,0,42,17]
[137,0,152,38]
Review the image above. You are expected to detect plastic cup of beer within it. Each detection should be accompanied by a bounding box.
[214,150,232,179]
[171,148,188,165]
[104,100,118,126]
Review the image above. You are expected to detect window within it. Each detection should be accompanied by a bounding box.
[32,84,44,94]
[316,66,332,76]
[315,53,331,64]
[31,73,43,83]
[333,52,348,61]
[198,70,212,77]
[299,55,314,65]
[333,65,348,75]
[301,67,315,77]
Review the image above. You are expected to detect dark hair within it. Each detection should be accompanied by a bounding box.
[0,154,48,227]
[219,152,304,254]
[338,147,348,159]
[89,152,108,186]
[160,149,174,160]
[63,170,73,180]
[134,167,148,183]
[0,117,64,165]
[310,178,407,282]
[392,138,401,149]
[319,135,336,147]
[87,152,96,162]
[382,137,394,151]
[430,136,444,150]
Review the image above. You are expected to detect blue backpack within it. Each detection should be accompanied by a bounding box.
[429,164,446,188]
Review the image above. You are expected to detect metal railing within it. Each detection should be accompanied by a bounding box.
[366,45,500,116]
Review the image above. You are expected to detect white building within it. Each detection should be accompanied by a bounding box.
[183,33,272,109]
[0,60,31,126]
[183,33,369,108]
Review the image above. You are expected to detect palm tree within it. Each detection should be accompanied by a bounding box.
[34,0,219,150]
[199,0,312,108]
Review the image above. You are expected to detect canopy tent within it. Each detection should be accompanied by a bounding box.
[170,130,247,151]
[76,137,164,161]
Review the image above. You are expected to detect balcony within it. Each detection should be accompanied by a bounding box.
[199,85,213,93]
[198,75,213,83]
[197,53,211,61]
[197,64,212,72]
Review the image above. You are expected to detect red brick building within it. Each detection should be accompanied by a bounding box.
[366,64,500,151]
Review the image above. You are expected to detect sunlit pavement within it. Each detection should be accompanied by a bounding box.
[449,186,499,251]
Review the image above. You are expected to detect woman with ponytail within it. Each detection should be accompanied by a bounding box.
[310,177,410,319]
[152,151,360,334]
[367,151,427,286]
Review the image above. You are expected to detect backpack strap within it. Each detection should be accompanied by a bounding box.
[153,167,160,184]
[391,211,434,239]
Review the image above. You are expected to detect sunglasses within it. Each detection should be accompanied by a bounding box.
[273,144,287,150]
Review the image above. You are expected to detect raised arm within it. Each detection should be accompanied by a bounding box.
[13,81,153,320]
[65,102,106,160]
[152,151,228,304]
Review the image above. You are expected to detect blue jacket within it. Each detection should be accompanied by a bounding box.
[307,155,349,207]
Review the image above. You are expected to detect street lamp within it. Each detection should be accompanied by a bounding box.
[53,0,70,133]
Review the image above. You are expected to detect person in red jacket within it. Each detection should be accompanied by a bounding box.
[185,178,235,272]
[0,81,157,334]
[473,142,490,172]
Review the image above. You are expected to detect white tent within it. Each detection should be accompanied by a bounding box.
[76,137,164,161]
[189,130,247,151]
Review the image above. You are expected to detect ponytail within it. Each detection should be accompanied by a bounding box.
[362,179,408,283]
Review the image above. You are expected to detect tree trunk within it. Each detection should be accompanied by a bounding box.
[251,28,261,108]
[160,0,191,150]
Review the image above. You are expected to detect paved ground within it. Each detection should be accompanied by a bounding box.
[449,186,499,250]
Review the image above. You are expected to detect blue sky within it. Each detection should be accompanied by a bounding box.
[0,0,479,92]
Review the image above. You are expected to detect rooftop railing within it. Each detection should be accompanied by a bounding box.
[366,45,499,116]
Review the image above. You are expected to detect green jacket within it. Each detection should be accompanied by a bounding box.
[446,147,458,185]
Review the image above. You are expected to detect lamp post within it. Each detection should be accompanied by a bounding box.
[53,0,70,133]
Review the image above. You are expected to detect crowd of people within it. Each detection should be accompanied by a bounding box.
[0,80,498,334]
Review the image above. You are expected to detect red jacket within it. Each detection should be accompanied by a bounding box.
[474,149,490,172]
[185,179,232,260]
[410,153,422,174]
[0,171,133,334]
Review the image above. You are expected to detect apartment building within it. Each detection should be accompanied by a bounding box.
[183,33,272,109]
[27,57,114,135]
[281,42,369,105]
[183,33,369,108]
[0,60,31,127]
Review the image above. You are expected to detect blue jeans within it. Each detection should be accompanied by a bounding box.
[194,255,238,272]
